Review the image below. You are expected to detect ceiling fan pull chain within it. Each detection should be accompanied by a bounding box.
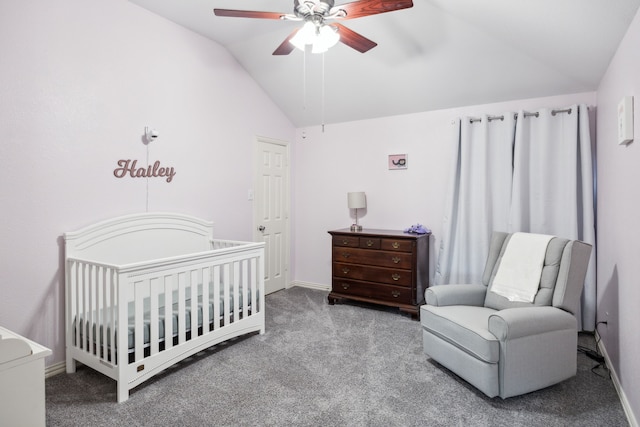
[303,48,307,112]
[321,52,325,133]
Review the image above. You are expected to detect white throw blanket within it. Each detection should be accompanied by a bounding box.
[490,232,554,303]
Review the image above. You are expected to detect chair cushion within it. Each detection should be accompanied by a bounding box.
[484,236,569,311]
[420,305,499,363]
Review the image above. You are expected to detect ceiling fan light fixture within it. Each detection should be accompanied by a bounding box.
[290,21,317,50]
[317,24,340,49]
[291,22,340,53]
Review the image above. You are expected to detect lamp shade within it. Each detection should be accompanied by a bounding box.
[290,21,316,51]
[312,25,340,53]
[347,192,366,209]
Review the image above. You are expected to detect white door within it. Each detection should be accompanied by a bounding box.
[254,137,290,294]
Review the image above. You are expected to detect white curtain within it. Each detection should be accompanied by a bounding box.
[435,114,515,285]
[435,104,596,331]
[509,105,596,330]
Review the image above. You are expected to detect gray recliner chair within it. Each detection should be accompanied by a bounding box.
[421,231,592,398]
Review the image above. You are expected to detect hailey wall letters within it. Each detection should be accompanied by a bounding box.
[113,159,176,183]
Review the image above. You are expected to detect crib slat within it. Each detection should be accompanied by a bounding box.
[213,265,221,330]
[223,264,230,326]
[93,265,99,357]
[82,264,90,353]
[177,273,186,344]
[117,272,129,370]
[233,261,240,322]
[189,270,197,339]
[134,280,145,362]
[201,267,210,334]
[102,267,109,362]
[150,277,159,356]
[77,263,83,352]
[87,265,93,354]
[92,265,104,359]
[258,251,266,334]
[250,257,257,315]
[73,262,81,352]
[242,259,248,319]
[109,269,117,363]
[100,267,106,360]
[96,266,104,359]
[163,275,173,351]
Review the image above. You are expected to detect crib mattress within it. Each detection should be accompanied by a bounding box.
[76,287,255,354]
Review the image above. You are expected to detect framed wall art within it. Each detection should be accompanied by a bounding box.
[388,154,408,170]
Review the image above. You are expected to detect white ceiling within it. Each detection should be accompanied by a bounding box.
[129,0,640,127]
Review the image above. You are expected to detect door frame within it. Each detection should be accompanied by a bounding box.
[253,135,291,292]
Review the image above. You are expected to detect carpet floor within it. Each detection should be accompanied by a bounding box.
[46,286,628,426]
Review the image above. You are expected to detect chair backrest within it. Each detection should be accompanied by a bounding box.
[481,231,592,315]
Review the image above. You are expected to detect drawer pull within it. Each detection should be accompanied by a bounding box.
[391,273,401,281]
[366,239,374,247]
[342,283,350,290]
[391,256,401,264]
[342,252,351,258]
[342,239,349,245]
[391,290,401,298]
[392,242,400,249]
[342,267,350,274]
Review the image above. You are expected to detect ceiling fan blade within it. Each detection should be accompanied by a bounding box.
[213,9,286,20]
[273,29,300,55]
[334,24,377,53]
[334,0,414,20]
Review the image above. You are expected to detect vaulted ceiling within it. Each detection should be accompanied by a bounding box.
[129,1,640,127]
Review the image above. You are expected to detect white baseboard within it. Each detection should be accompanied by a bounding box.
[45,361,66,379]
[596,331,638,427]
[289,280,330,292]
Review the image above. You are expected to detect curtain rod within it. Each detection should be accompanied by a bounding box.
[469,108,573,124]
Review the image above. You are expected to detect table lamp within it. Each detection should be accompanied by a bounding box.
[347,192,366,231]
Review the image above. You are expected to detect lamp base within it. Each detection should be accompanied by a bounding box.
[350,224,363,232]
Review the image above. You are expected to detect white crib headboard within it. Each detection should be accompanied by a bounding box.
[64,212,214,265]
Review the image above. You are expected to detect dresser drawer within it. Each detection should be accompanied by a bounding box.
[332,247,413,269]
[333,262,411,286]
[332,279,413,305]
[380,238,414,252]
[359,237,380,250]
[333,235,359,248]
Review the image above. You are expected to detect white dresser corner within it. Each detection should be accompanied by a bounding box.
[0,326,52,427]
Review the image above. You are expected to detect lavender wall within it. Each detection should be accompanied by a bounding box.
[292,92,596,289]
[0,0,294,365]
[596,7,640,424]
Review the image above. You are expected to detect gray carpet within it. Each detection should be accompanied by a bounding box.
[46,287,628,426]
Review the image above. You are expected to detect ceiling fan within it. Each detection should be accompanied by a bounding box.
[213,0,414,55]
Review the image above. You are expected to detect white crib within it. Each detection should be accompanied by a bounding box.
[64,213,265,402]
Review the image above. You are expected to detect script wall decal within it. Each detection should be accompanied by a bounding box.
[113,159,176,183]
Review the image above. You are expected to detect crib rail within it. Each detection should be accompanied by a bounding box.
[65,242,265,398]
[210,238,248,250]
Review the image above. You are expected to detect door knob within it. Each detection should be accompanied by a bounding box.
[258,225,265,232]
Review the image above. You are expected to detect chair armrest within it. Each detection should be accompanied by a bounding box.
[425,284,487,307]
[488,307,577,340]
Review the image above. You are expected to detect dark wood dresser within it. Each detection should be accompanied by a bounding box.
[328,228,430,318]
